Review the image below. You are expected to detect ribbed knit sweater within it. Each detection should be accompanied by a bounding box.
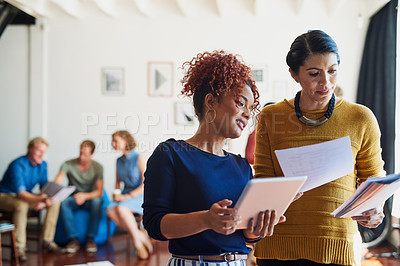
[253,99,384,265]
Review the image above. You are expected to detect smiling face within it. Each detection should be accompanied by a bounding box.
[112,135,127,151]
[28,142,48,166]
[212,84,254,139]
[291,52,339,110]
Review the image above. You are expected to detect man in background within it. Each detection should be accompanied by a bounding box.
[0,137,61,261]
[54,139,103,254]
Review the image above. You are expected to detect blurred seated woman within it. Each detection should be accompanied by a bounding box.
[106,130,153,260]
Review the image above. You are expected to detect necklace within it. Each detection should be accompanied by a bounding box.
[294,91,335,127]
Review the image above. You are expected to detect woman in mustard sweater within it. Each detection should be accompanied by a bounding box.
[253,30,385,266]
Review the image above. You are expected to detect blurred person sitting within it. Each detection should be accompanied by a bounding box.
[0,137,61,260]
[54,140,103,254]
[106,130,153,260]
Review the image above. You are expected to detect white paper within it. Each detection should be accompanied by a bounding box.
[275,136,354,192]
[87,262,115,266]
[66,261,114,266]
[53,186,76,202]
[42,182,76,202]
[332,175,400,217]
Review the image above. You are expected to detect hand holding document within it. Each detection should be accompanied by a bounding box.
[331,173,400,218]
[41,182,75,202]
[275,136,354,192]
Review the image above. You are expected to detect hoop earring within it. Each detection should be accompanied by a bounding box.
[205,109,216,124]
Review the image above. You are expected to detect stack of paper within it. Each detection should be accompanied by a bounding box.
[0,222,15,232]
[332,173,400,218]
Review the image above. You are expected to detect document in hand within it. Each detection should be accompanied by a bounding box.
[331,173,400,218]
[234,176,307,229]
[275,136,354,192]
[41,182,76,202]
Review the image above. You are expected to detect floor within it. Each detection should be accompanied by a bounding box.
[2,232,400,266]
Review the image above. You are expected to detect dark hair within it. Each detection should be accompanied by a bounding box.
[112,130,137,150]
[181,50,260,121]
[286,30,340,74]
[80,140,96,154]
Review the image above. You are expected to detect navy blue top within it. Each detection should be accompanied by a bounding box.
[0,155,47,194]
[117,150,142,194]
[143,139,252,255]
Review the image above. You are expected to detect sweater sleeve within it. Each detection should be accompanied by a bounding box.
[355,106,384,184]
[143,142,176,241]
[253,110,276,179]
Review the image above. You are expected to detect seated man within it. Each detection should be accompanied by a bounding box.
[0,137,61,261]
[54,140,103,254]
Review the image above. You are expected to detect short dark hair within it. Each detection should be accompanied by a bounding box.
[286,30,340,74]
[80,140,96,154]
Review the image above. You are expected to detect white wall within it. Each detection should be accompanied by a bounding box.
[1,0,373,196]
[0,26,29,174]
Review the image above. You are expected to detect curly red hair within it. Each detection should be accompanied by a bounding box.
[181,50,260,121]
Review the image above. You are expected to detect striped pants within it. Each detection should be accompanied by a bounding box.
[167,256,247,266]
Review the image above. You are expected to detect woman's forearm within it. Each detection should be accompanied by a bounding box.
[160,211,209,239]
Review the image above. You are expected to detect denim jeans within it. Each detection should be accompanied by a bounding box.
[60,195,102,240]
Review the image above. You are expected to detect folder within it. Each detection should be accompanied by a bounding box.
[234,176,307,229]
[331,173,400,218]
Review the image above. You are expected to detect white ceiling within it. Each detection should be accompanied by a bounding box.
[4,0,392,20]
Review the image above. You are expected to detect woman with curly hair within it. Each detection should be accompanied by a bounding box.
[106,130,153,259]
[143,50,285,266]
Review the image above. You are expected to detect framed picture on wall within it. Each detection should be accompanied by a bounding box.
[102,67,124,95]
[175,102,195,125]
[148,62,174,97]
[251,64,268,92]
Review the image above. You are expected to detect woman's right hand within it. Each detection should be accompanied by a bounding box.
[205,199,241,235]
[244,210,286,239]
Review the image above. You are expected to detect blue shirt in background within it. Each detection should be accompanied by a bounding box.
[0,155,48,194]
[143,139,252,256]
[117,150,142,194]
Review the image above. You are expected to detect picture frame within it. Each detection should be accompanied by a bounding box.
[102,67,124,95]
[148,62,174,97]
[175,102,195,125]
[251,64,268,92]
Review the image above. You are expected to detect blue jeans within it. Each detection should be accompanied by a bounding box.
[60,196,102,240]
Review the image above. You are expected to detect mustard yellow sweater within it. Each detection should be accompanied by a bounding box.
[253,99,384,266]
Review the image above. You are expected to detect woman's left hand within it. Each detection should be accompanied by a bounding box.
[114,194,128,202]
[243,210,286,239]
[352,207,385,228]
